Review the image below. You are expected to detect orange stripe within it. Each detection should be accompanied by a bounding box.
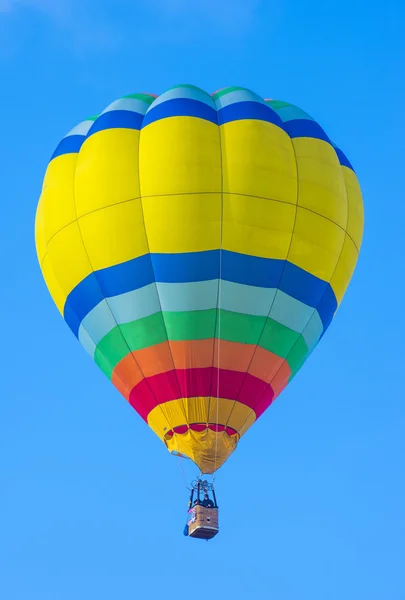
[112,339,292,400]
[271,361,292,397]
[246,345,290,384]
[111,354,143,400]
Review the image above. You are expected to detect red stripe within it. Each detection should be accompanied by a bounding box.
[128,367,274,421]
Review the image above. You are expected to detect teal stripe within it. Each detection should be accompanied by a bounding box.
[211,86,248,100]
[65,119,95,137]
[102,97,152,116]
[273,106,315,123]
[79,327,96,357]
[78,280,323,358]
[265,100,291,109]
[122,93,156,104]
[301,311,324,352]
[270,291,320,338]
[214,88,267,110]
[149,85,216,111]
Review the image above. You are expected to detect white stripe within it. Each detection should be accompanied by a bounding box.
[66,119,94,137]
[147,86,216,111]
[102,97,151,115]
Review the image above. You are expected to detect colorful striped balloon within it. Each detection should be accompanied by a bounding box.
[35,85,364,474]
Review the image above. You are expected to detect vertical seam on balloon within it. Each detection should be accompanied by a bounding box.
[137,110,189,432]
[213,99,224,475]
[223,114,301,434]
[237,144,352,436]
[70,124,171,434]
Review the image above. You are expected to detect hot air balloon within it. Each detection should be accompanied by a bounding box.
[35,85,363,539]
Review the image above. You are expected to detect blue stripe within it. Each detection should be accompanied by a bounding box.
[284,119,331,143]
[334,147,354,171]
[218,101,285,129]
[64,273,104,338]
[64,251,337,338]
[317,285,338,330]
[98,253,155,296]
[50,135,84,160]
[152,250,219,282]
[281,262,337,329]
[64,254,155,336]
[142,98,218,128]
[222,251,284,287]
[87,110,144,136]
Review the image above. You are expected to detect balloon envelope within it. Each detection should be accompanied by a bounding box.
[35,85,364,474]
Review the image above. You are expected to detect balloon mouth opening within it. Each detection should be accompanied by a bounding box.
[164,423,238,440]
[164,424,239,475]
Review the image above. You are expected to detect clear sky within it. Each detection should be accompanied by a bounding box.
[1,1,404,598]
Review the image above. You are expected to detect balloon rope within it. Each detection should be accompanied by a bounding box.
[214,286,221,475]
[213,107,224,480]
[214,193,223,476]
[179,456,192,491]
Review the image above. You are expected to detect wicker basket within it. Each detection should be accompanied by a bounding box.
[188,505,219,540]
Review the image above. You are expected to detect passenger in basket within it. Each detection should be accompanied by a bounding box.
[201,493,214,508]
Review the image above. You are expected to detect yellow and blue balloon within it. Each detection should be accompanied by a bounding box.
[35,85,364,474]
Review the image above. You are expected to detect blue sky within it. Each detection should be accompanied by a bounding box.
[1,1,404,598]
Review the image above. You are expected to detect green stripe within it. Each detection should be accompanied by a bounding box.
[266,100,291,109]
[122,93,156,104]
[286,338,309,378]
[211,86,247,100]
[94,310,309,380]
[167,84,204,92]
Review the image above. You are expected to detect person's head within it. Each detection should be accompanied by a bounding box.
[204,493,209,499]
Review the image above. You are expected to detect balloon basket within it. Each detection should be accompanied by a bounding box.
[188,505,219,540]
[185,478,219,540]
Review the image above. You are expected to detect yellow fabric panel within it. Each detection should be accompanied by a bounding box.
[146,405,174,439]
[183,397,210,424]
[40,254,66,315]
[41,154,78,244]
[329,234,359,305]
[139,117,221,196]
[208,397,232,428]
[223,193,295,260]
[239,412,257,437]
[78,199,149,271]
[166,428,237,474]
[45,221,92,309]
[141,193,221,253]
[292,138,348,228]
[35,197,47,265]
[147,398,255,439]
[74,129,141,218]
[208,398,254,432]
[289,207,345,282]
[343,167,364,249]
[220,120,297,203]
[158,399,188,433]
